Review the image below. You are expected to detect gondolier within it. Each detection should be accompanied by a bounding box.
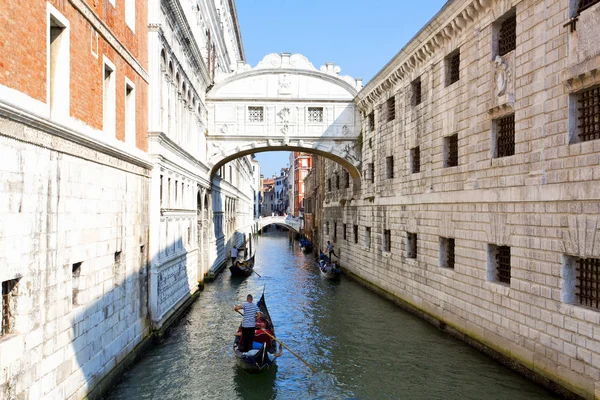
[231,246,239,264]
[234,294,260,352]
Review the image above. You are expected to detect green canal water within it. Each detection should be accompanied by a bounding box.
[107,229,559,400]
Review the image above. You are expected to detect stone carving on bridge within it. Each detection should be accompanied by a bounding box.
[342,143,361,165]
[278,74,292,94]
[220,124,229,134]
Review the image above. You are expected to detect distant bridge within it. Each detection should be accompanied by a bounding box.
[258,216,302,233]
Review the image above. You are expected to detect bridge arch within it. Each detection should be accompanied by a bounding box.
[258,216,302,234]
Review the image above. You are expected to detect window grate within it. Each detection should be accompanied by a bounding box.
[333,222,337,240]
[344,171,350,189]
[1,280,18,337]
[368,111,375,132]
[387,97,396,121]
[496,246,511,284]
[353,225,358,244]
[336,174,340,190]
[448,51,460,85]
[578,86,600,142]
[308,107,323,123]
[498,13,516,56]
[446,134,459,167]
[413,78,422,105]
[383,230,391,252]
[386,156,394,179]
[441,238,455,269]
[343,224,347,241]
[411,147,421,173]
[368,163,374,182]
[576,258,600,310]
[496,115,515,158]
[578,0,600,13]
[407,233,417,259]
[365,227,372,248]
[248,106,264,122]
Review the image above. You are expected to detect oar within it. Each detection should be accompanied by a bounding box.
[251,269,262,278]
[234,310,318,373]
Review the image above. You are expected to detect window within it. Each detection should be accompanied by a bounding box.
[103,60,116,136]
[578,0,600,13]
[72,262,82,306]
[575,86,600,143]
[440,238,455,269]
[160,175,163,206]
[446,50,460,86]
[496,11,516,57]
[494,115,515,158]
[333,222,337,240]
[125,0,135,31]
[327,178,332,191]
[383,230,391,252]
[167,178,171,207]
[1,279,19,337]
[49,14,69,118]
[368,111,375,132]
[386,156,394,179]
[353,225,358,244]
[410,147,421,174]
[326,221,330,235]
[308,107,324,123]
[444,134,459,168]
[407,233,417,259]
[248,106,264,122]
[367,162,374,182]
[487,244,511,285]
[563,256,600,310]
[125,81,135,145]
[114,251,123,287]
[343,224,347,241]
[335,174,340,190]
[412,77,422,106]
[387,97,396,121]
[365,227,371,249]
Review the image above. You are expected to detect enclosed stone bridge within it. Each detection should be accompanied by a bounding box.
[258,215,302,233]
[206,53,363,185]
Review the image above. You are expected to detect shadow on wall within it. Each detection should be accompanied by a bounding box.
[68,237,190,398]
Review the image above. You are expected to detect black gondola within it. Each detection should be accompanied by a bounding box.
[233,292,281,371]
[229,255,255,277]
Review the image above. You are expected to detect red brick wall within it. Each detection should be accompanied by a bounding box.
[0,0,148,151]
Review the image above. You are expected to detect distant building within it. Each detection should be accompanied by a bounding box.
[289,152,312,217]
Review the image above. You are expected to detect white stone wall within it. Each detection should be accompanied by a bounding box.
[0,118,150,399]
[324,0,600,398]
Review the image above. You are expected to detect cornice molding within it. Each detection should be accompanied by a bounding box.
[356,0,492,111]
[69,0,149,83]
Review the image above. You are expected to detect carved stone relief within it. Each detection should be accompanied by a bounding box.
[562,215,600,258]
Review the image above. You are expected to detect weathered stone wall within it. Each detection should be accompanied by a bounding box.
[323,0,600,398]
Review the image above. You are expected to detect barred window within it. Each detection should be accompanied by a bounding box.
[407,233,417,259]
[248,106,264,122]
[488,244,511,285]
[576,257,600,309]
[497,12,516,57]
[578,0,600,14]
[440,237,455,269]
[387,97,396,121]
[308,107,324,123]
[1,279,19,337]
[343,224,347,241]
[335,174,340,190]
[368,111,375,132]
[367,163,374,182]
[446,50,460,86]
[333,222,337,240]
[412,77,422,106]
[576,86,600,142]
[411,147,421,174]
[365,227,371,248]
[386,156,394,179]
[444,134,459,168]
[327,178,332,191]
[353,225,358,244]
[344,171,350,188]
[383,230,391,252]
[494,115,515,158]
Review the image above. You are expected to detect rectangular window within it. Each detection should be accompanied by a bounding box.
[407,233,417,259]
[578,0,600,13]
[1,279,19,337]
[386,156,394,179]
[576,258,600,309]
[327,178,332,191]
[343,224,347,241]
[308,107,324,123]
[49,14,69,118]
[487,244,511,285]
[248,106,264,122]
[365,227,371,249]
[160,175,163,207]
[412,77,422,106]
[333,222,337,240]
[444,134,459,168]
[446,50,460,86]
[368,111,375,132]
[353,225,358,244]
[125,81,135,145]
[387,97,396,121]
[383,230,391,252]
[335,174,340,190]
[167,178,171,208]
[410,147,421,174]
[497,11,516,57]
[125,0,135,31]
[114,251,123,287]
[344,171,350,188]
[367,162,374,182]
[103,60,116,136]
[326,221,329,235]
[440,237,455,269]
[494,114,515,158]
[72,262,82,306]
[575,86,600,143]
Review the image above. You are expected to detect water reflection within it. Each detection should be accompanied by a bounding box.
[233,364,278,400]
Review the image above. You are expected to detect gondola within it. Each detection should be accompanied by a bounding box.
[229,255,255,277]
[233,292,282,371]
[319,258,341,279]
[299,238,313,253]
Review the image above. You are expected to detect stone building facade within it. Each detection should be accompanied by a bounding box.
[0,0,151,398]
[322,0,600,398]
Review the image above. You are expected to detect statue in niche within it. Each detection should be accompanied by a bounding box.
[494,55,511,97]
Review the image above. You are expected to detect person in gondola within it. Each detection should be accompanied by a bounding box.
[327,241,338,260]
[234,294,260,352]
[231,246,238,265]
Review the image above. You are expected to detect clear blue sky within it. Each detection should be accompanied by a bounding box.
[236,0,448,177]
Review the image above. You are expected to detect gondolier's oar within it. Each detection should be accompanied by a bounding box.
[251,269,262,278]
[234,310,318,373]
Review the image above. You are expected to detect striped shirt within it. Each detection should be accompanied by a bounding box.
[241,302,259,328]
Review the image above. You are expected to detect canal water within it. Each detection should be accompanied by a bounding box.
[107,229,558,400]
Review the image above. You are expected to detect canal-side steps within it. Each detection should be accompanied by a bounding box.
[338,263,585,400]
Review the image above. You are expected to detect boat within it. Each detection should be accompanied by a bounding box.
[233,292,282,371]
[319,258,341,279]
[299,237,313,253]
[229,255,255,277]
